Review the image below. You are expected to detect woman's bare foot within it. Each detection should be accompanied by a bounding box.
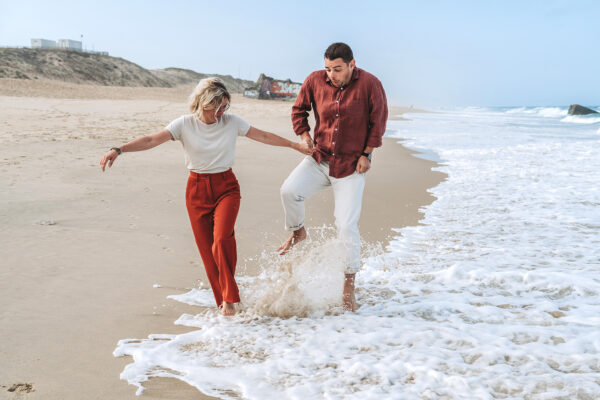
[343,274,356,312]
[221,302,236,316]
[277,226,307,255]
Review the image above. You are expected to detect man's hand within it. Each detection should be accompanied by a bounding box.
[356,156,371,174]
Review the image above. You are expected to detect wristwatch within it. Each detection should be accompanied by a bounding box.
[361,152,372,161]
[111,147,122,155]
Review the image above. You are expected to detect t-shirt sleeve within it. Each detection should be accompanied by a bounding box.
[165,116,185,141]
[231,114,251,136]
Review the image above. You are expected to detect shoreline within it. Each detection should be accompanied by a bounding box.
[0,79,445,399]
[388,105,433,120]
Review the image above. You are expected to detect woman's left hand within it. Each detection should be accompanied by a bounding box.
[246,126,313,155]
[294,141,313,155]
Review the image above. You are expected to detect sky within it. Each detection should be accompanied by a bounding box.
[1,0,598,107]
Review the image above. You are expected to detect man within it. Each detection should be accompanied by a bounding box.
[278,42,388,311]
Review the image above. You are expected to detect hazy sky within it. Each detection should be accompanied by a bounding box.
[1,0,598,107]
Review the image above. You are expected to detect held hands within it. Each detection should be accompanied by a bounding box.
[356,156,371,174]
[294,141,313,155]
[100,149,119,172]
[293,132,314,155]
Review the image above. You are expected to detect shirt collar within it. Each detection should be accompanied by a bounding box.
[325,67,361,87]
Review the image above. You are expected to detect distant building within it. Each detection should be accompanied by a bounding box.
[57,39,82,51]
[244,73,302,100]
[31,39,57,49]
[29,37,108,55]
[243,88,260,98]
[31,38,84,51]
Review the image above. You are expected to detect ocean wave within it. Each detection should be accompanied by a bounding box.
[537,107,568,117]
[463,106,489,112]
[506,107,568,117]
[561,115,600,124]
[505,107,530,114]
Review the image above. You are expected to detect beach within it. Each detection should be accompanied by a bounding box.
[0,79,444,400]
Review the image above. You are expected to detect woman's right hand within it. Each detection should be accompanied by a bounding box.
[99,130,172,172]
[100,149,119,172]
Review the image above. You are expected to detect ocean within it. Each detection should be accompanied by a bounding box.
[115,106,600,399]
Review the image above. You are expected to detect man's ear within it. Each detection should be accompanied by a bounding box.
[349,59,356,69]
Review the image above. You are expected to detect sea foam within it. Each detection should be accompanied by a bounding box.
[561,115,600,124]
[505,106,567,117]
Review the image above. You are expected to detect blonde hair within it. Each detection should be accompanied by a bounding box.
[189,77,231,118]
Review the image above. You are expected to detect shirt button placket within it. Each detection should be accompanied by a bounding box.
[333,90,342,157]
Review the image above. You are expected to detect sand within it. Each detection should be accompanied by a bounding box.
[0,78,444,400]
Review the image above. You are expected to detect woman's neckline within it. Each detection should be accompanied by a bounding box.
[196,114,221,127]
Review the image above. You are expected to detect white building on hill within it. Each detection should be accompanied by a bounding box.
[31,38,83,51]
[57,39,82,51]
[31,39,57,49]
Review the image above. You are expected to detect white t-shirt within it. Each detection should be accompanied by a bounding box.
[166,113,251,173]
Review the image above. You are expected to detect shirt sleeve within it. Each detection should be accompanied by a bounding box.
[230,114,251,136]
[165,116,185,141]
[366,77,388,148]
[291,75,313,136]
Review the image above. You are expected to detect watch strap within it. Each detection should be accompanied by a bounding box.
[361,152,372,160]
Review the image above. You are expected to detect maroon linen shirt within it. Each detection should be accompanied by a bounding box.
[291,67,388,178]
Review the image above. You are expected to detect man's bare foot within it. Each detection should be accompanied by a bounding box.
[221,302,236,316]
[343,273,356,312]
[277,226,307,255]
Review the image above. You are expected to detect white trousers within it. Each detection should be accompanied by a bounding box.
[280,156,365,274]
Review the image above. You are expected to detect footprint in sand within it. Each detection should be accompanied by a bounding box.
[162,247,174,253]
[8,383,35,393]
[157,233,169,240]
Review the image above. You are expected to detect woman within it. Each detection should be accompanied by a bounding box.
[100,77,312,316]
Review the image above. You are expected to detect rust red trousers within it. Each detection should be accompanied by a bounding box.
[186,169,241,306]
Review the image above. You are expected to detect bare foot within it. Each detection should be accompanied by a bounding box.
[343,273,356,312]
[221,302,236,316]
[277,226,307,255]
